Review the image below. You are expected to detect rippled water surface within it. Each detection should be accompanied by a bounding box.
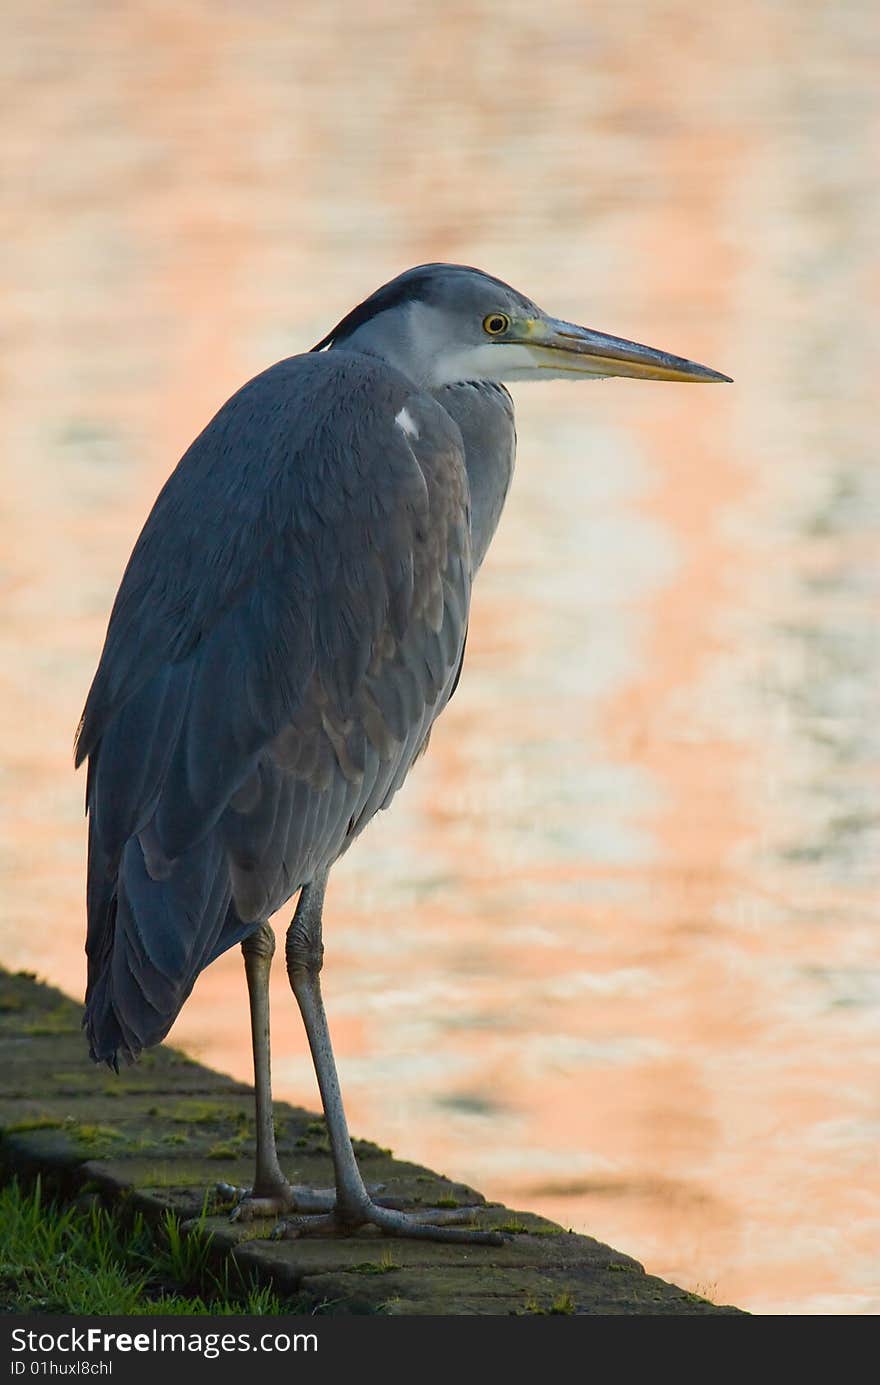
[2,0,879,1314]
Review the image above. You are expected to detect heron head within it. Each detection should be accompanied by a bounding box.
[313,263,731,389]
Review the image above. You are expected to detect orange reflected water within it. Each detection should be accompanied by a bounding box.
[2,0,879,1314]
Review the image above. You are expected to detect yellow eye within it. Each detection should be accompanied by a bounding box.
[482,313,510,336]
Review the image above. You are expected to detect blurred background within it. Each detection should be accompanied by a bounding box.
[2,0,879,1315]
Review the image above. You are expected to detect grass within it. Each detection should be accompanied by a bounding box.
[682,1287,716,1305]
[491,1216,564,1236]
[549,1292,576,1315]
[522,1290,577,1315]
[0,1176,297,1316]
[350,1251,400,1276]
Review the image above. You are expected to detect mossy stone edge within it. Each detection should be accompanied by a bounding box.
[0,968,744,1316]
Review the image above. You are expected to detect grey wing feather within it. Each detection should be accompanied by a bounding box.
[223,386,473,920]
[80,350,472,1063]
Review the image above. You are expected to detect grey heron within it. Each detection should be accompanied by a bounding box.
[76,263,730,1244]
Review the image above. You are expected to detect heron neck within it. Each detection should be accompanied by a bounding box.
[329,313,428,387]
[433,382,516,571]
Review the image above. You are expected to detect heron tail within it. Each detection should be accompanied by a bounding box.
[83,827,249,1067]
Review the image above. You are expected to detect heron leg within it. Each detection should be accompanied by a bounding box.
[217,922,337,1220]
[242,923,286,1196]
[274,872,504,1246]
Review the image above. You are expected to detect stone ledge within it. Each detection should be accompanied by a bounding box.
[0,967,744,1315]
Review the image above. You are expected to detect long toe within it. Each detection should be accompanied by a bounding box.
[270,1198,507,1246]
[271,1211,338,1240]
[368,1203,507,1245]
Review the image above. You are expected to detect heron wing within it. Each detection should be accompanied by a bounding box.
[80,351,468,859]
[80,350,472,1057]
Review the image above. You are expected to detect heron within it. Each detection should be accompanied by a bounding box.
[76,263,730,1245]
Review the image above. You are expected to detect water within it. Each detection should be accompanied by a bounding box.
[2,0,879,1314]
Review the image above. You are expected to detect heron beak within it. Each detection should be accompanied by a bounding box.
[511,316,732,383]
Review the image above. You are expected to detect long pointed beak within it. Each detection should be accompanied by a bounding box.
[517,317,732,383]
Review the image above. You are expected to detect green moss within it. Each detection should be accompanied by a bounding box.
[4,1116,66,1135]
[205,1143,242,1161]
[21,1022,79,1037]
[203,1116,252,1161]
[140,1101,250,1127]
[72,1124,126,1146]
[137,1160,222,1188]
[19,1004,81,1036]
[13,1119,132,1156]
[34,1069,94,1091]
[350,1252,399,1276]
[352,1139,392,1159]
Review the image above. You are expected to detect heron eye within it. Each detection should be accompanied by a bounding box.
[483,313,510,336]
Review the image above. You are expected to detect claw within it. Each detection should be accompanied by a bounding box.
[213,1180,340,1222]
[215,1182,246,1204]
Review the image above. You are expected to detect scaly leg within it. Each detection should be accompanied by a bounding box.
[218,922,336,1220]
[273,872,503,1245]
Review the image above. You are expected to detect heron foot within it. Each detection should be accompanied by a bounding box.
[216,1180,337,1221]
[215,1180,392,1222]
[270,1198,506,1246]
